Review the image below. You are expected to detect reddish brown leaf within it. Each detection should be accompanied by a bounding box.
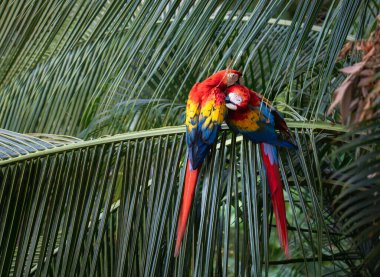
[359,69,375,77]
[328,80,352,115]
[339,61,366,75]
[358,76,374,87]
[362,86,369,97]
[338,42,354,59]
[329,13,380,125]
[363,47,375,60]
[341,86,352,124]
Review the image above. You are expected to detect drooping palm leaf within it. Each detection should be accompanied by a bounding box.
[0,0,379,276]
[0,0,373,138]
[0,124,365,276]
[330,118,380,275]
[0,129,81,160]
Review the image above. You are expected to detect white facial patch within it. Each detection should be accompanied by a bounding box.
[228,92,242,105]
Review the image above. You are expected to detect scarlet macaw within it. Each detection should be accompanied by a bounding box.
[175,69,242,257]
[225,84,296,256]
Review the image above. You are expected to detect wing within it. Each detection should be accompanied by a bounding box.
[227,106,264,132]
[248,89,290,134]
[227,98,295,148]
[227,101,278,142]
[185,84,201,149]
[186,88,226,169]
[198,89,226,144]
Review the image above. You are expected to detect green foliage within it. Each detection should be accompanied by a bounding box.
[0,125,362,276]
[330,118,380,275]
[0,0,379,276]
[0,0,373,138]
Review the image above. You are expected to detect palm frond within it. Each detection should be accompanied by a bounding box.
[0,1,378,276]
[0,129,81,160]
[0,124,363,276]
[0,0,372,138]
[331,117,380,275]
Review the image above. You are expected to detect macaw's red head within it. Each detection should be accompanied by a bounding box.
[202,69,242,88]
[225,84,250,110]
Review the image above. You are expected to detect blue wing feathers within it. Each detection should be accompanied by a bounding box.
[277,140,297,149]
[229,101,297,149]
[199,117,219,144]
[259,103,275,124]
[186,118,220,170]
[188,138,210,170]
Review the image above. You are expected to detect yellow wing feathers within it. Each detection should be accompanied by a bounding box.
[199,99,226,129]
[185,100,200,133]
[228,109,262,132]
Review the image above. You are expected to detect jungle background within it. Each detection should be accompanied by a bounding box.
[0,0,379,276]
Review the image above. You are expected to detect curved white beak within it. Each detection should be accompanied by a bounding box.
[226,103,237,110]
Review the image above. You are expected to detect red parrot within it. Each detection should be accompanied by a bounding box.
[224,84,296,257]
[174,69,242,257]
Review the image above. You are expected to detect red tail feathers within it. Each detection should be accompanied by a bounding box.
[174,160,200,257]
[260,143,289,257]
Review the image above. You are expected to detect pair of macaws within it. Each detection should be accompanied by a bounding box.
[174,69,296,257]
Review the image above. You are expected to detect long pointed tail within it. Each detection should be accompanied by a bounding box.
[174,160,200,257]
[260,143,289,257]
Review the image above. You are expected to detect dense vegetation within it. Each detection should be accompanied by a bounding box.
[0,0,379,276]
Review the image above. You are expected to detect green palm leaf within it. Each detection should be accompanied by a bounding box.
[0,124,362,276]
[0,0,372,137]
[0,0,378,275]
[331,118,380,275]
